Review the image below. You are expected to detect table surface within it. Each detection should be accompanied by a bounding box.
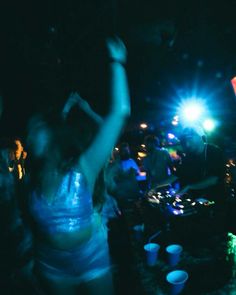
[122,202,236,295]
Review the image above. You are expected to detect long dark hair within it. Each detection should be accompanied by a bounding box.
[26,105,100,189]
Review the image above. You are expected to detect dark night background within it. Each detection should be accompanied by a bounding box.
[0,0,236,142]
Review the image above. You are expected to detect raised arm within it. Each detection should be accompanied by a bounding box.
[80,37,131,190]
[62,92,103,125]
[154,175,178,189]
[178,176,219,194]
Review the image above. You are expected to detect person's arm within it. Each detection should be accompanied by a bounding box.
[178,176,219,194]
[62,92,103,125]
[76,93,103,125]
[154,175,178,189]
[61,92,77,119]
[79,37,130,190]
[129,159,140,175]
[179,145,224,194]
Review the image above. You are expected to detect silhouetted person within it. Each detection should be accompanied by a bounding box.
[143,135,173,189]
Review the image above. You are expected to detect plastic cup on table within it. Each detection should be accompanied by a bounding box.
[143,243,160,266]
[166,244,183,267]
[133,224,144,240]
[166,270,188,295]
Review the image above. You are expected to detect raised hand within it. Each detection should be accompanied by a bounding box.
[62,92,89,118]
[73,92,91,112]
[66,92,80,107]
[177,185,190,195]
[106,36,127,64]
[62,92,76,119]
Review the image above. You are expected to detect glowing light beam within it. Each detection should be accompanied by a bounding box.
[203,119,215,132]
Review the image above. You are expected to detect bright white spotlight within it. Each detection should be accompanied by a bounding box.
[180,99,205,123]
[203,119,215,131]
[183,103,203,121]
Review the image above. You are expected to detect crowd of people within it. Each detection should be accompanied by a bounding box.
[0,37,229,295]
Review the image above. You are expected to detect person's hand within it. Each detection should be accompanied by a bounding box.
[66,92,80,107]
[177,185,190,195]
[74,92,91,112]
[155,183,170,189]
[62,92,89,118]
[106,36,127,64]
[67,92,91,110]
[62,92,77,116]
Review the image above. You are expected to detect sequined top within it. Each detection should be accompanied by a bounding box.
[30,170,93,234]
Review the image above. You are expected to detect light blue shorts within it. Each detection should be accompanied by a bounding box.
[35,219,111,283]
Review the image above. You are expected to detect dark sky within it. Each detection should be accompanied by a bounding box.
[0,0,236,138]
